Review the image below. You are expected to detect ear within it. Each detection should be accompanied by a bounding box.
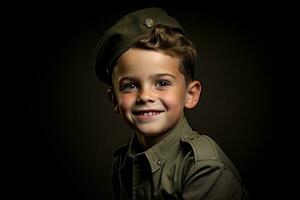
[107,88,119,113]
[185,80,201,109]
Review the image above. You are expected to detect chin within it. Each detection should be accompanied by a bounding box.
[136,125,169,137]
[138,128,161,137]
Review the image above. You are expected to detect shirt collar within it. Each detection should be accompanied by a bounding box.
[126,116,192,173]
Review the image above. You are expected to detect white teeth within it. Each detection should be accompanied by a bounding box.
[141,112,157,116]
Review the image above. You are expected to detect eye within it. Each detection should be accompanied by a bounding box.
[120,82,138,92]
[155,79,172,88]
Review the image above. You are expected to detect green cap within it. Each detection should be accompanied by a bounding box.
[94,7,184,86]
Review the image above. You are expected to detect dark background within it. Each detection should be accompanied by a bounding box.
[9,1,287,199]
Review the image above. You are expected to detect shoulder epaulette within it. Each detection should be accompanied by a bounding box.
[181,132,238,174]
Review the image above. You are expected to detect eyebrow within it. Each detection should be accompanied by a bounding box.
[118,77,138,84]
[118,73,176,83]
[152,73,176,79]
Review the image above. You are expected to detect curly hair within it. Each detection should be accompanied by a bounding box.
[133,24,197,83]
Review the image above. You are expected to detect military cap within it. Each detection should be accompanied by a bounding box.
[94,7,185,86]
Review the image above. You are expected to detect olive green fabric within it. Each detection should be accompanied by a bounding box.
[112,117,249,199]
[94,7,184,86]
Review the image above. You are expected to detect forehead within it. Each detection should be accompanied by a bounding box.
[112,48,181,78]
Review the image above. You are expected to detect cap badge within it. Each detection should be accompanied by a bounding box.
[145,18,154,28]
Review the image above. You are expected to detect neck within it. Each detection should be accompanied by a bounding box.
[136,115,185,150]
[136,134,168,150]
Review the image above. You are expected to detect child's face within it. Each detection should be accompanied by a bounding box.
[111,48,198,139]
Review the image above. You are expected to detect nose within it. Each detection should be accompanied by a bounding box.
[136,85,155,103]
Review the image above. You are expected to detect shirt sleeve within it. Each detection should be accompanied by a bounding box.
[182,159,249,200]
[112,156,120,200]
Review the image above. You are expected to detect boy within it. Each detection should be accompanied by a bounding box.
[94,7,248,200]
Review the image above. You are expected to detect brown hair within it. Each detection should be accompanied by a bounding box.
[133,24,197,83]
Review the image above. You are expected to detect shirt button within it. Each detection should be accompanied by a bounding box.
[157,160,162,165]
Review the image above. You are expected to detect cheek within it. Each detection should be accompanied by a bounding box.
[161,90,186,109]
[117,94,135,110]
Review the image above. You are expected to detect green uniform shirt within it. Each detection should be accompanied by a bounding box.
[112,117,249,199]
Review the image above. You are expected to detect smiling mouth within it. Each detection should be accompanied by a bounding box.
[132,110,163,116]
